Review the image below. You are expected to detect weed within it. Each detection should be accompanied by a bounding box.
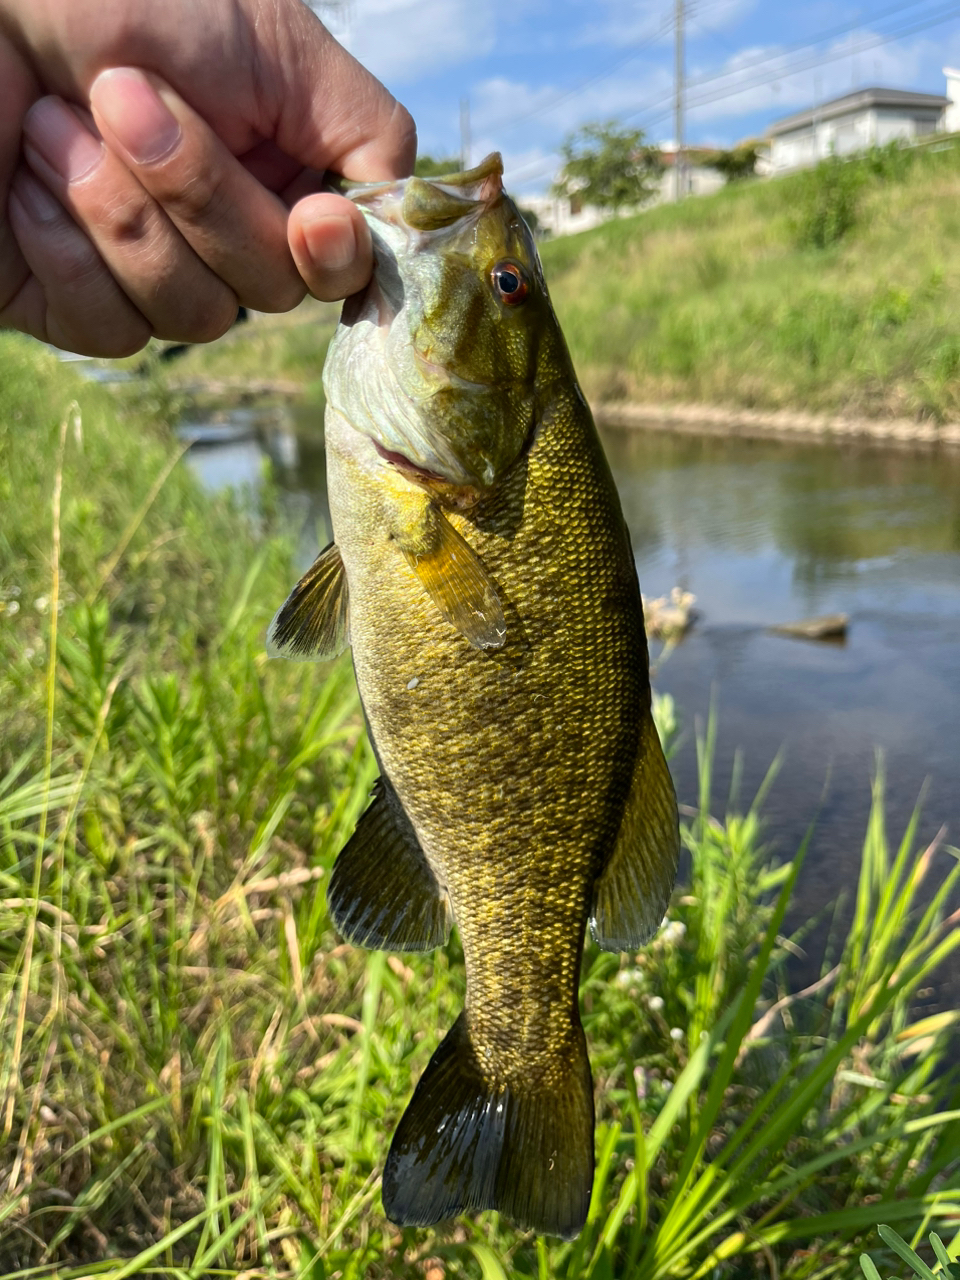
[1,340,958,1277]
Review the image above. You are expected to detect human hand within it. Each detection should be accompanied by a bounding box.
[0,0,416,356]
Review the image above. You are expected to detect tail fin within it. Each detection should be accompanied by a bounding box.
[382,1012,594,1240]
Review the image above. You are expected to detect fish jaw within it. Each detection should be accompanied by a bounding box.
[323,153,553,495]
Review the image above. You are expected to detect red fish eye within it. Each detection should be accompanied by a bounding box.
[491,261,529,305]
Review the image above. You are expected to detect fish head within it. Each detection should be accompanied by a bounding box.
[325,153,563,498]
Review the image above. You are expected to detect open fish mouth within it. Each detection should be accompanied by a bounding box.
[346,152,505,235]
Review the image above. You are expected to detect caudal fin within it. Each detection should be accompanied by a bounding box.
[382,1012,594,1240]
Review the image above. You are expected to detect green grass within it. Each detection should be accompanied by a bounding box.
[540,138,960,421]
[129,297,339,406]
[1,338,959,1277]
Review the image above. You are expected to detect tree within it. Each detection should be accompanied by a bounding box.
[415,155,462,178]
[708,142,760,182]
[552,121,662,213]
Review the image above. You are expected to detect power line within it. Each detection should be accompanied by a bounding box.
[481,10,674,138]
[507,0,944,149]
[484,0,745,139]
[503,0,960,188]
[624,0,960,132]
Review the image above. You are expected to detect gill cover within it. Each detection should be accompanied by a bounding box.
[324,154,548,492]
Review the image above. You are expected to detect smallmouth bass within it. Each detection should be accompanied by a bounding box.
[269,153,679,1240]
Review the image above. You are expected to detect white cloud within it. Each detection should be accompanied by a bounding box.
[683,30,946,134]
[579,0,759,50]
[339,0,497,85]
[471,65,674,145]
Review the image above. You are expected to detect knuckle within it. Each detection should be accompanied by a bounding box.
[165,165,230,224]
[53,230,107,293]
[246,276,306,314]
[98,189,155,248]
[53,314,150,359]
[171,295,238,345]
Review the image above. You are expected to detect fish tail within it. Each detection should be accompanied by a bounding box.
[381,1011,594,1240]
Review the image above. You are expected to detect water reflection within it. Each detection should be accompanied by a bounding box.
[179,402,331,562]
[603,429,960,998]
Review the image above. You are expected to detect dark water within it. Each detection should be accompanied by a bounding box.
[602,429,960,933]
[182,407,960,978]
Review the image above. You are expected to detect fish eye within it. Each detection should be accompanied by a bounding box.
[491,260,529,306]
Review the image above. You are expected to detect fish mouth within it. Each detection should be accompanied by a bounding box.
[372,440,483,507]
[372,440,447,483]
[348,153,505,233]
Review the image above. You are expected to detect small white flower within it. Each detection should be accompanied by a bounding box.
[34,596,49,613]
[647,995,664,1012]
[669,1027,684,1042]
[5,600,19,616]
[662,921,687,945]
[616,967,644,989]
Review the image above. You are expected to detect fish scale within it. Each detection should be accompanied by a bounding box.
[268,153,680,1239]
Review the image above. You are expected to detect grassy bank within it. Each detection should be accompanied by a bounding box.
[1,339,960,1277]
[542,139,960,422]
[153,139,960,425]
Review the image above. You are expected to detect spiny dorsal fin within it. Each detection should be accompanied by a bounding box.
[405,511,506,651]
[589,709,680,951]
[382,1011,594,1240]
[267,542,349,661]
[328,776,451,952]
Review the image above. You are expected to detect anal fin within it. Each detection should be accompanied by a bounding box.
[382,1012,594,1240]
[589,709,680,951]
[328,776,451,952]
[404,510,505,651]
[267,542,349,661]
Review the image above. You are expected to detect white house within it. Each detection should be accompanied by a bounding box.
[945,68,960,133]
[767,84,952,173]
[521,150,726,238]
[656,149,728,202]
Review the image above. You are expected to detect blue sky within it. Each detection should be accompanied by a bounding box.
[314,0,960,192]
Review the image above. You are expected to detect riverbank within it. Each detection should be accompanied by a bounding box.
[594,399,960,446]
[543,138,960,426]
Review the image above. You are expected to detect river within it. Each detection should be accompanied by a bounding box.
[182,403,960,977]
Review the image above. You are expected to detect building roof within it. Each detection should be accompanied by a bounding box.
[768,87,950,137]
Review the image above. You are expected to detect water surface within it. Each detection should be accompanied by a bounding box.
[603,429,960,940]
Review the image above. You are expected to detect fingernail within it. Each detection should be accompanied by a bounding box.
[24,98,104,184]
[91,68,181,165]
[301,211,358,274]
[11,170,65,224]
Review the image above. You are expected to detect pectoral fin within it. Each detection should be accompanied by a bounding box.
[328,776,452,952]
[589,711,680,951]
[404,510,505,651]
[267,542,350,661]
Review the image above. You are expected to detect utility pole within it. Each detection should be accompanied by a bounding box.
[460,97,471,172]
[674,0,685,201]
